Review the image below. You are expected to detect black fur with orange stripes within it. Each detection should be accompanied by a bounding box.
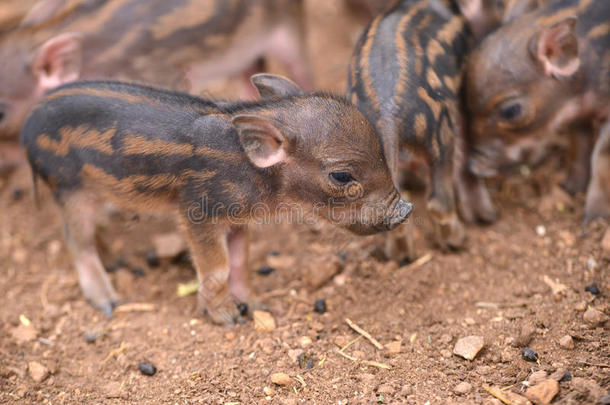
[348,0,474,256]
[21,75,412,325]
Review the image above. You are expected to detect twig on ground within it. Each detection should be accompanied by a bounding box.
[400,252,432,271]
[336,350,391,370]
[40,275,55,309]
[345,318,383,350]
[102,341,130,364]
[114,302,155,313]
[482,385,512,404]
[338,335,363,353]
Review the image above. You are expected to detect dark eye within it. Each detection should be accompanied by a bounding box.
[499,102,522,121]
[330,171,354,185]
[0,110,4,122]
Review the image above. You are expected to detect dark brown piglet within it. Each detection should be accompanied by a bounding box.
[347,0,509,260]
[21,75,412,325]
[465,0,609,219]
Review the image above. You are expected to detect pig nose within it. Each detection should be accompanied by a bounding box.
[387,198,413,230]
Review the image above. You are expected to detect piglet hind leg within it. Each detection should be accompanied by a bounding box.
[562,121,595,195]
[227,225,267,316]
[453,123,497,224]
[180,218,246,326]
[584,122,610,222]
[59,191,120,316]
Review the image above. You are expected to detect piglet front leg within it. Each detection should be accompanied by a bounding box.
[562,121,595,195]
[180,219,247,326]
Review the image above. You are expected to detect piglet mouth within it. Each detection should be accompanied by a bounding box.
[384,198,413,230]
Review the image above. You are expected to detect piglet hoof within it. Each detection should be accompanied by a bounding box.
[474,202,498,224]
[384,225,416,264]
[200,295,246,326]
[92,299,120,318]
[434,218,466,251]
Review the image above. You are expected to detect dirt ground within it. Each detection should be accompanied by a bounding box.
[1,1,608,404]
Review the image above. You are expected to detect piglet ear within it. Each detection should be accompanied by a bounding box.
[233,115,288,168]
[32,32,83,92]
[534,16,579,78]
[250,74,304,99]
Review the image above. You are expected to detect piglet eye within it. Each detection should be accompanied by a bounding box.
[499,102,522,121]
[330,171,354,185]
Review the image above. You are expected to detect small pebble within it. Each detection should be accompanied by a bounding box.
[559,335,574,349]
[454,382,472,395]
[268,250,280,256]
[525,379,558,404]
[313,299,327,314]
[599,395,610,405]
[297,353,315,370]
[138,362,157,376]
[584,284,599,295]
[270,372,291,386]
[257,265,275,276]
[145,251,160,267]
[453,335,484,360]
[253,310,276,331]
[521,347,539,362]
[528,370,547,385]
[28,361,49,383]
[299,336,312,348]
[263,386,275,397]
[583,307,608,326]
[84,331,98,344]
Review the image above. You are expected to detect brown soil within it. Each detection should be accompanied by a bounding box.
[1,1,608,404]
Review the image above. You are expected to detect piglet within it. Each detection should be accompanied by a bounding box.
[465,0,609,219]
[21,74,412,325]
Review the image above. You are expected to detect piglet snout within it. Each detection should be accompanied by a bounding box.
[386,197,413,230]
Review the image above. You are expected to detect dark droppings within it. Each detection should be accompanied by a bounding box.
[314,299,327,314]
[584,284,600,295]
[237,303,248,317]
[138,362,157,376]
[298,353,315,369]
[257,265,275,276]
[521,347,539,362]
[146,251,160,268]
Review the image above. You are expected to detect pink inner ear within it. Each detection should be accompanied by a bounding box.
[253,146,286,168]
[537,18,579,77]
[34,34,82,92]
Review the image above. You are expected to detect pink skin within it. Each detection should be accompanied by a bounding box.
[227,226,251,304]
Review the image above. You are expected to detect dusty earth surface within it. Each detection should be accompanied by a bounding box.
[0,1,609,404]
